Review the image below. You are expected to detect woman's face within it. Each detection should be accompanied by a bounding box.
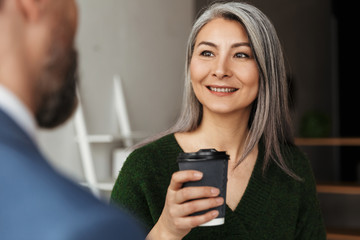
[190,18,259,116]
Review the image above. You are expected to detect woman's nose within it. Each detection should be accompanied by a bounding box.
[212,57,231,80]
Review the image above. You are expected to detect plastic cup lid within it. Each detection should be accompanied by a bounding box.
[177,148,230,162]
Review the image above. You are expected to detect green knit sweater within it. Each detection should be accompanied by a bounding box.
[111,134,326,240]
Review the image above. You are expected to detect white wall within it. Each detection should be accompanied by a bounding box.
[37,0,194,186]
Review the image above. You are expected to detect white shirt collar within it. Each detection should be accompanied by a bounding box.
[0,84,38,143]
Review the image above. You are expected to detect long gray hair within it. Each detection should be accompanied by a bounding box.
[135,2,298,179]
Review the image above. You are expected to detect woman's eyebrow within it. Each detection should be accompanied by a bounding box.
[196,41,250,49]
[197,41,217,48]
[231,42,251,48]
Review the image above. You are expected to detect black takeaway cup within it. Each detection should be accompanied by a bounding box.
[177,149,229,226]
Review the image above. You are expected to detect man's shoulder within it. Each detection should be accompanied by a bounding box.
[0,141,146,239]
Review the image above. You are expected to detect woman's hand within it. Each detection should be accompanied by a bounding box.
[146,170,224,240]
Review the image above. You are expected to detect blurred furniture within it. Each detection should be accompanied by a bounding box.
[74,75,148,197]
[295,138,360,240]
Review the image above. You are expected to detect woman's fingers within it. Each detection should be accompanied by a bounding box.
[180,196,224,217]
[168,170,203,191]
[175,186,220,204]
[153,170,224,239]
[174,210,220,229]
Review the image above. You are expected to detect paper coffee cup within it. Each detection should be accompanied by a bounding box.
[177,149,229,226]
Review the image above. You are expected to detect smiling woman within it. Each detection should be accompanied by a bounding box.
[110,2,327,239]
[190,18,259,117]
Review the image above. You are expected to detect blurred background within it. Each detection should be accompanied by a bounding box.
[37,0,359,239]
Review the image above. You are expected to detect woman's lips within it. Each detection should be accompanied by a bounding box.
[207,86,238,93]
[206,86,239,95]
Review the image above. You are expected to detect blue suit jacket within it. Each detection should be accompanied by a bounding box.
[0,109,146,240]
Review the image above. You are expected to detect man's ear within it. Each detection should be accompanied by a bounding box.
[16,0,47,22]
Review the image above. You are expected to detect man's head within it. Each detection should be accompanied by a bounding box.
[0,0,79,128]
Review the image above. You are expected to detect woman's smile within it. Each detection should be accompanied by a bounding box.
[206,85,239,96]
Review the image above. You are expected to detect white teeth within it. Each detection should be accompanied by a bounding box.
[209,87,237,93]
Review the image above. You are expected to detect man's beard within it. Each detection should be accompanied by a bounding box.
[35,47,79,129]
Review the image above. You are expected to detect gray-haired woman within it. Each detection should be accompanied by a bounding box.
[111,2,326,239]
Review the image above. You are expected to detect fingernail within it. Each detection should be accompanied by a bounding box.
[211,188,220,195]
[194,172,203,178]
[212,211,219,217]
[216,197,224,204]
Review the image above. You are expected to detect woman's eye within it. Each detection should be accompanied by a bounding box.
[200,51,214,57]
[234,52,249,58]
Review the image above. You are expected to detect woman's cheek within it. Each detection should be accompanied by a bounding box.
[190,59,209,83]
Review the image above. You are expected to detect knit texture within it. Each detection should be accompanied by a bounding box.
[111,134,326,239]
